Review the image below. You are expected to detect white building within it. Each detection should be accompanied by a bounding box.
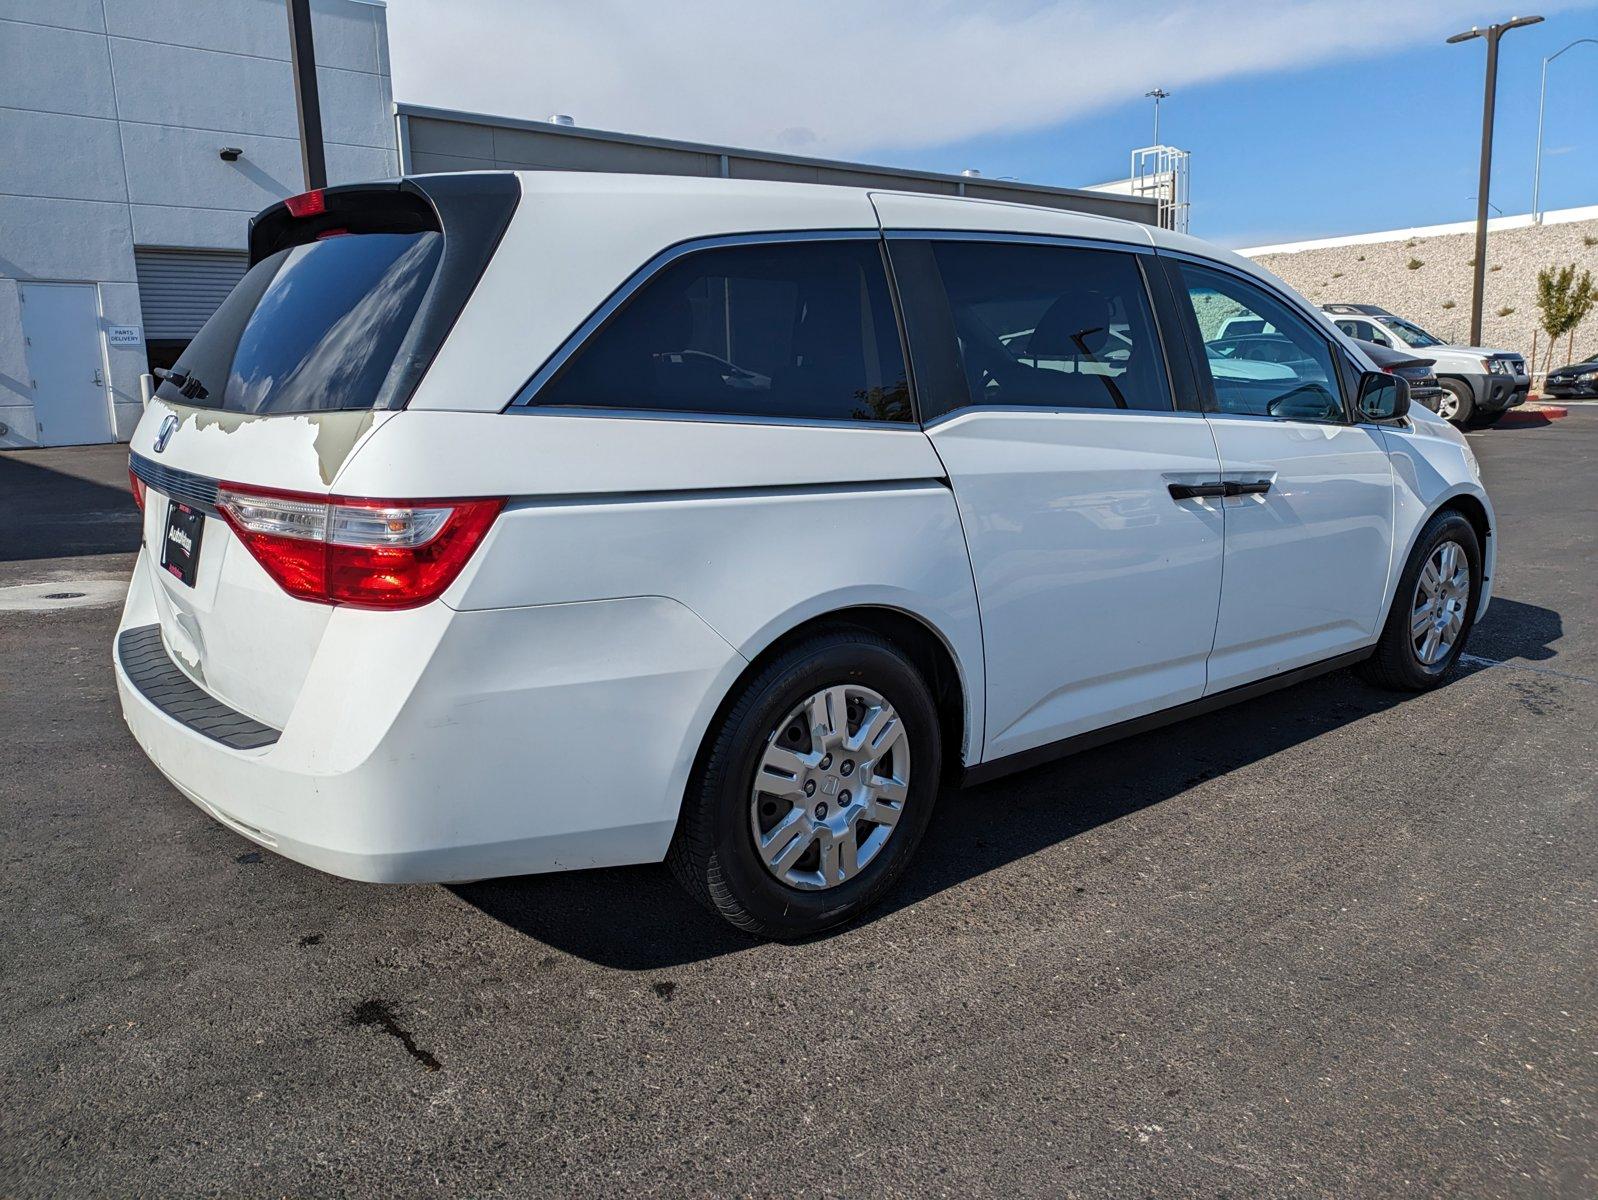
[0,0,397,448]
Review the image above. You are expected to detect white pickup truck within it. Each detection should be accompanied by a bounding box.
[1321,304,1528,427]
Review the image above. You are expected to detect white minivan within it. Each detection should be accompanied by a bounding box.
[117,173,1494,938]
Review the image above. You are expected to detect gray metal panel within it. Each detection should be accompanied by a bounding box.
[398,106,1159,225]
[134,247,247,340]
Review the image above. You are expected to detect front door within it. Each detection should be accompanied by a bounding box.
[895,237,1225,763]
[1166,259,1395,693]
[20,282,112,446]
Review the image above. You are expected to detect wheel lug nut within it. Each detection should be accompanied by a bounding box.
[819,755,832,770]
[840,760,853,776]
[804,780,816,796]
[840,790,851,805]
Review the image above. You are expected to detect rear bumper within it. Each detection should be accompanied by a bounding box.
[115,548,745,883]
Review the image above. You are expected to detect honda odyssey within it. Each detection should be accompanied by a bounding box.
[117,173,1494,938]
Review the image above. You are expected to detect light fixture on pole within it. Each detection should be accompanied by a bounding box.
[1533,38,1597,223]
[1447,15,1543,346]
[1144,88,1170,146]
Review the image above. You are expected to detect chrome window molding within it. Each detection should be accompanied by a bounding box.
[883,228,1154,255]
[507,229,885,413]
[518,404,920,431]
[921,405,1207,431]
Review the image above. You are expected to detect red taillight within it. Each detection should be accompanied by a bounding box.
[215,484,504,610]
[129,467,146,511]
[284,189,326,218]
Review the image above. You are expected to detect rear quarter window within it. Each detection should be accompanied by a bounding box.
[530,239,912,423]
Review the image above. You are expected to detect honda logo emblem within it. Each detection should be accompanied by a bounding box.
[153,414,179,453]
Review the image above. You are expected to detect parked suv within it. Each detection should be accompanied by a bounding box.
[116,174,1495,938]
[1324,304,1527,426]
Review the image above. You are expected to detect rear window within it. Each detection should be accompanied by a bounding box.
[155,231,443,414]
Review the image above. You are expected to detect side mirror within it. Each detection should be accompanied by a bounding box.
[1358,370,1410,422]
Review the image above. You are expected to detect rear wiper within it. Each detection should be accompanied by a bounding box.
[153,366,209,401]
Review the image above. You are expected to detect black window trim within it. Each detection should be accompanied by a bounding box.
[1155,248,1360,426]
[882,231,1190,427]
[507,229,920,429]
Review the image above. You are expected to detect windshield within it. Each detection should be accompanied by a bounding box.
[154,231,443,413]
[1383,315,1445,348]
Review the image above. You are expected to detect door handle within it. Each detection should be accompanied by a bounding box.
[1167,482,1228,500]
[1223,479,1273,496]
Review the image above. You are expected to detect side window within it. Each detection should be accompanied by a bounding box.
[929,241,1173,413]
[1179,264,1346,422]
[534,240,911,423]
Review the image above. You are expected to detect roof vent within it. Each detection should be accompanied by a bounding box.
[548,113,576,127]
[960,168,982,177]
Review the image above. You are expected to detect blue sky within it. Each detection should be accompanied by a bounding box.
[390,1,1598,247]
[890,14,1598,246]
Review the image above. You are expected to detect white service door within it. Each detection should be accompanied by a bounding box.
[21,282,111,446]
[1169,259,1395,694]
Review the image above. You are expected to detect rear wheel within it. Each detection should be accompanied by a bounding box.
[669,629,941,940]
[1436,378,1474,426]
[1359,510,1481,691]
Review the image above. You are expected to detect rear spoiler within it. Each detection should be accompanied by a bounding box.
[247,174,520,267]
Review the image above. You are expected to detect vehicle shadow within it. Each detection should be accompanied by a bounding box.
[455,597,1563,972]
[0,449,140,563]
[1467,595,1564,664]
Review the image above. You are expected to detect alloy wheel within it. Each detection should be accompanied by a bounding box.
[1410,539,1471,666]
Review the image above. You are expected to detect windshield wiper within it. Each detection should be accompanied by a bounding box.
[153,366,210,401]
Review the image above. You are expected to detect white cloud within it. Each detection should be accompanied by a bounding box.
[387,1,1583,159]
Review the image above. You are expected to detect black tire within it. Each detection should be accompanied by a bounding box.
[1359,510,1482,692]
[1437,378,1475,426]
[668,628,942,940]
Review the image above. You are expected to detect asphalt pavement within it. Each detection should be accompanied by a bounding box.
[2,412,1594,1197]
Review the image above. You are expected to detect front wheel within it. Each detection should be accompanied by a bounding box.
[1436,379,1475,426]
[669,629,942,940]
[1359,510,1482,691]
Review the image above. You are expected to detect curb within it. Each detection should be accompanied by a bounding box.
[1499,404,1569,424]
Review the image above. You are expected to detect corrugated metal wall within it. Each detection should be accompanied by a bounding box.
[398,106,1159,227]
[134,248,249,341]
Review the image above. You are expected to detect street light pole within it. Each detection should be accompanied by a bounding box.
[1533,38,1598,223]
[1145,88,1169,146]
[1448,15,1543,347]
[286,0,326,191]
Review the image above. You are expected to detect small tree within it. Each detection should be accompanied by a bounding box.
[1535,264,1596,374]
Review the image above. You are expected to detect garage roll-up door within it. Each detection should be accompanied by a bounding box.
[134,248,249,341]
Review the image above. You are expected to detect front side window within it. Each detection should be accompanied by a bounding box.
[533,240,911,423]
[1179,264,1345,422]
[929,241,1173,413]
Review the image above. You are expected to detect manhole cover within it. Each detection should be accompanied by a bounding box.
[43,592,86,600]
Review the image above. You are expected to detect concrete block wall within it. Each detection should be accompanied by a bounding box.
[0,0,397,448]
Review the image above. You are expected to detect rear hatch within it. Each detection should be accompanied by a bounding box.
[128,175,518,729]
